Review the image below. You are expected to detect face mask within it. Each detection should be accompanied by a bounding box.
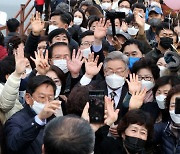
[119,8,130,15]
[48,25,58,34]
[53,59,69,73]
[169,110,180,124]
[101,2,111,10]
[127,27,139,36]
[26,68,32,75]
[141,79,154,91]
[55,85,61,98]
[128,57,140,69]
[148,18,161,27]
[105,73,125,89]
[32,101,45,115]
[73,17,83,25]
[81,47,91,58]
[156,94,166,109]
[160,37,173,50]
[124,135,146,153]
[158,66,167,77]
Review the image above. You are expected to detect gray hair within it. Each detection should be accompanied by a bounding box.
[103,51,129,70]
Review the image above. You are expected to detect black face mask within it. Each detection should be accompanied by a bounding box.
[124,135,146,154]
[159,37,173,49]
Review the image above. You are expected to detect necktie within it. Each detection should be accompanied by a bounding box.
[110,91,116,108]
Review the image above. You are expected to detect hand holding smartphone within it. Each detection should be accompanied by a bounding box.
[89,90,105,123]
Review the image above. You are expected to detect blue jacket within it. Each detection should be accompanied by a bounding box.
[4,104,45,154]
[154,121,180,154]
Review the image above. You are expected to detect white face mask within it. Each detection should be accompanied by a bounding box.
[105,74,125,89]
[169,110,180,124]
[53,59,69,73]
[48,25,59,34]
[158,66,167,77]
[26,68,32,75]
[141,79,154,91]
[73,17,83,25]
[101,2,111,10]
[81,47,91,59]
[118,8,130,15]
[155,94,166,109]
[32,101,45,115]
[127,26,139,36]
[55,85,61,98]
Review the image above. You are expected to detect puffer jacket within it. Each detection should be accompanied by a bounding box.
[154,121,180,154]
[0,72,23,123]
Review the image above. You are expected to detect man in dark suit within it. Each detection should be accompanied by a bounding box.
[4,75,61,154]
[80,51,129,120]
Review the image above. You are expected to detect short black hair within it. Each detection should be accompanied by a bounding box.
[48,42,71,59]
[79,30,94,45]
[121,39,145,54]
[50,10,71,25]
[131,3,146,13]
[131,58,160,80]
[117,109,154,141]
[6,18,20,32]
[48,28,71,43]
[118,0,131,7]
[155,22,174,36]
[26,75,56,95]
[0,55,15,83]
[43,115,95,154]
[152,76,180,97]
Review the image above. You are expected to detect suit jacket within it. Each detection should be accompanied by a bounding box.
[4,104,45,154]
[91,80,129,122]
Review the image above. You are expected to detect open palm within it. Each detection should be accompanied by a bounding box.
[85,53,103,78]
[67,49,84,78]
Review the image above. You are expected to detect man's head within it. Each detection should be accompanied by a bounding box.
[48,28,70,45]
[79,30,94,50]
[104,51,129,89]
[122,39,145,58]
[42,115,95,154]
[155,22,174,51]
[49,10,71,30]
[48,42,71,73]
[25,75,56,108]
[118,0,131,15]
[132,3,146,14]
[6,18,20,32]
[148,6,163,28]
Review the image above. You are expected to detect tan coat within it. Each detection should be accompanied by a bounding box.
[0,72,23,124]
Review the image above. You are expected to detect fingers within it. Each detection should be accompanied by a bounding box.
[81,102,90,121]
[97,62,103,71]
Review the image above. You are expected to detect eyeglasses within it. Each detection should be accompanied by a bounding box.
[105,69,126,76]
[138,76,153,81]
[81,41,94,47]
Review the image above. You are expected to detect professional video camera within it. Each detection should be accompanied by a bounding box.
[105,11,125,37]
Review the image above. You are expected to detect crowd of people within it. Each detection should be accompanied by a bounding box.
[0,0,180,153]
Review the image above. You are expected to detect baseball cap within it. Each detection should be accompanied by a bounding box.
[149,6,163,15]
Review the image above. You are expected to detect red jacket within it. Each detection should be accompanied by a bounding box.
[0,45,7,60]
[35,0,44,5]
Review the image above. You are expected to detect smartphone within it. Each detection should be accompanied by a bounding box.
[175,97,180,114]
[89,90,105,123]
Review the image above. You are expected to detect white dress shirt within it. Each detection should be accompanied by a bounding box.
[107,86,123,108]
